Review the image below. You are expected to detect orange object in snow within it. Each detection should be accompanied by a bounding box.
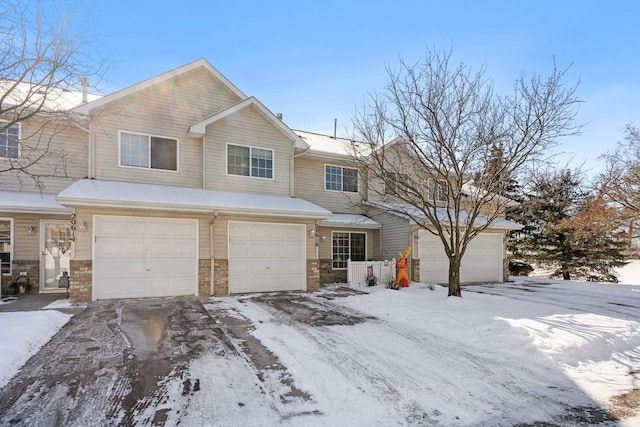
[395,247,412,288]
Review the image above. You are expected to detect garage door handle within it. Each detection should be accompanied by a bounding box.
[147,269,151,271]
[266,267,270,269]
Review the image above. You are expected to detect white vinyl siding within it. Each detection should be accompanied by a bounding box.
[293,157,365,214]
[203,105,291,196]
[92,67,242,188]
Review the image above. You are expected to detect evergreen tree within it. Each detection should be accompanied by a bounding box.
[508,168,627,281]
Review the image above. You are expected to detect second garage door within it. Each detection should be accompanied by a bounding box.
[93,216,198,300]
[228,221,306,293]
[418,231,504,284]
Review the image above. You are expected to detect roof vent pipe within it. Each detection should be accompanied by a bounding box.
[276,113,283,120]
[333,118,337,139]
[81,77,89,104]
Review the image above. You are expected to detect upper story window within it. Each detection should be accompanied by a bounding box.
[227,144,273,179]
[0,122,20,159]
[325,165,358,193]
[119,131,178,171]
[427,178,447,202]
[385,172,409,195]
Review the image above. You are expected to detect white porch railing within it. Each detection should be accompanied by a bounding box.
[347,259,396,286]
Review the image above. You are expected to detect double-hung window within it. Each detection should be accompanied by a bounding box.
[427,178,447,202]
[385,172,409,195]
[227,144,273,179]
[119,131,178,171]
[0,122,20,159]
[332,231,366,269]
[325,165,358,192]
[0,219,12,275]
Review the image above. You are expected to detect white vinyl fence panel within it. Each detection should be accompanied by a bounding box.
[347,259,396,286]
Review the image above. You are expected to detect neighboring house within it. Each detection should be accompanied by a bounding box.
[1,59,519,302]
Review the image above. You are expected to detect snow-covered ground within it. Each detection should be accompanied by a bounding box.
[0,263,639,426]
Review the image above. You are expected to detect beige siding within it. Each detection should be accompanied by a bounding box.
[203,106,292,196]
[367,207,412,260]
[294,157,365,213]
[91,67,242,188]
[0,119,88,193]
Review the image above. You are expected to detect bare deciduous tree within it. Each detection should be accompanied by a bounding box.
[598,122,640,252]
[351,49,581,297]
[0,0,104,188]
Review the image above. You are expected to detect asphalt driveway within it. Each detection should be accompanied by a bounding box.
[0,296,239,426]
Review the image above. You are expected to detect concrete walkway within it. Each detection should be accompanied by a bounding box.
[0,293,69,312]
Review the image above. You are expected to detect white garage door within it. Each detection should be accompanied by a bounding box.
[93,216,198,300]
[228,221,306,293]
[418,231,503,284]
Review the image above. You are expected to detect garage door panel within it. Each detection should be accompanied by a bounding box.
[419,231,503,284]
[228,221,306,293]
[93,216,198,300]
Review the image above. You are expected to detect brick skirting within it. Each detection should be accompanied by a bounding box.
[69,260,92,303]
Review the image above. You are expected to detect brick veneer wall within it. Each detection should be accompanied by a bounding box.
[69,260,92,302]
[198,259,211,296]
[213,259,228,296]
[411,259,420,283]
[307,259,320,292]
[319,259,347,285]
[10,260,39,293]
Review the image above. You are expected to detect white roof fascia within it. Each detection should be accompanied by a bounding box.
[57,180,332,220]
[189,97,308,150]
[73,59,246,114]
[0,190,71,215]
[318,214,381,229]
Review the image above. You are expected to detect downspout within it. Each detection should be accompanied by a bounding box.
[202,136,206,189]
[89,120,95,178]
[290,145,310,197]
[209,211,218,296]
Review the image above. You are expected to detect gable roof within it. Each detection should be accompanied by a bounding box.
[189,97,308,149]
[294,130,372,160]
[73,59,246,114]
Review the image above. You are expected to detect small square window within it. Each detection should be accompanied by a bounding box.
[325,165,358,193]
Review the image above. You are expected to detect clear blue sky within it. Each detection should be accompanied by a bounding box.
[81,0,640,175]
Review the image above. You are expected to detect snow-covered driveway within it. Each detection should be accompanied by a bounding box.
[0,279,638,426]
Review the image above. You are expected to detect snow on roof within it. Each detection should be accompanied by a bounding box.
[318,214,380,229]
[0,190,71,214]
[0,79,102,111]
[57,179,332,219]
[367,201,523,230]
[294,130,371,159]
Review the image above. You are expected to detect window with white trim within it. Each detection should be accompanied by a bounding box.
[119,131,178,171]
[427,178,447,202]
[0,122,20,159]
[385,172,409,195]
[325,165,358,192]
[332,231,366,269]
[0,219,12,275]
[227,144,273,179]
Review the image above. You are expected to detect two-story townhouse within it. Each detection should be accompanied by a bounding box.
[362,137,523,284]
[2,58,520,301]
[0,82,101,295]
[53,60,335,301]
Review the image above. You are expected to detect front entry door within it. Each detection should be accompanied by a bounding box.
[41,221,72,291]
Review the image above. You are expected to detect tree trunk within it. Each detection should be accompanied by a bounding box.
[448,257,462,297]
[562,270,571,280]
